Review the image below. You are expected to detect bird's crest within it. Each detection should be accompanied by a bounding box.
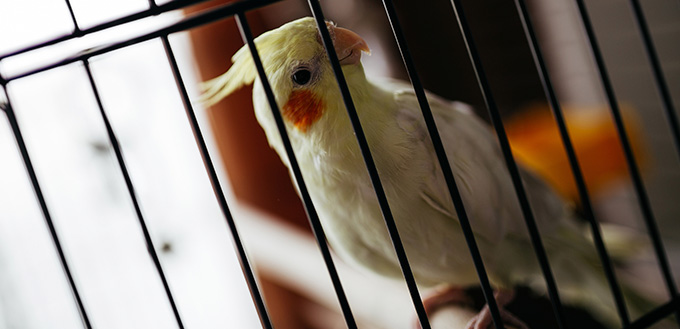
[199,42,257,107]
[199,17,321,107]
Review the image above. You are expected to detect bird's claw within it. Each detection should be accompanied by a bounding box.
[465,305,529,329]
[465,290,529,329]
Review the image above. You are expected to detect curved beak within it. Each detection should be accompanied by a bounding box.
[322,23,370,66]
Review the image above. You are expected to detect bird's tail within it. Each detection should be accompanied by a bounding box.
[553,226,663,328]
[593,266,670,328]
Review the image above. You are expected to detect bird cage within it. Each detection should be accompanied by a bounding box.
[0,0,678,328]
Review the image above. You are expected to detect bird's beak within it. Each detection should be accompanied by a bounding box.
[324,23,370,66]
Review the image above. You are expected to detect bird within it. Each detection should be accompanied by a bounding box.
[201,17,654,329]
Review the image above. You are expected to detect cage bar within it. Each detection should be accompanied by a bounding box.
[573,0,680,323]
[159,34,274,329]
[513,0,630,325]
[3,0,281,83]
[0,0,201,59]
[63,0,81,33]
[2,0,679,328]
[0,0,285,63]
[148,0,158,10]
[379,1,505,328]
[306,1,433,328]
[628,297,680,329]
[627,0,680,159]
[82,60,184,329]
[0,87,92,329]
[235,12,358,329]
[448,0,568,327]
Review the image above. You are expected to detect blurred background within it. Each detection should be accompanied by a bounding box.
[0,0,679,328]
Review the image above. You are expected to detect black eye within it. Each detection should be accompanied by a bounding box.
[292,68,312,85]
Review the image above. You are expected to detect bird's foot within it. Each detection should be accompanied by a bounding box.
[414,286,473,328]
[423,285,474,315]
[465,290,528,329]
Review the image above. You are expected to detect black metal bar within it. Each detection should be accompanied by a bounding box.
[379,1,504,328]
[513,0,630,325]
[627,0,680,160]
[573,1,680,323]
[627,297,680,329]
[0,0,288,61]
[159,34,274,329]
[82,60,184,329]
[235,13,358,329]
[0,0,209,59]
[5,0,283,82]
[0,87,92,329]
[306,1,431,328]
[63,0,81,33]
[447,0,567,328]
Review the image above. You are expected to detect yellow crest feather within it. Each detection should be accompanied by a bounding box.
[199,17,321,107]
[199,45,256,106]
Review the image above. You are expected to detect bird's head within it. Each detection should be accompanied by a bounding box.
[201,17,370,134]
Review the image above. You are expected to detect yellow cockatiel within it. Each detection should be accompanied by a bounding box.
[202,17,653,329]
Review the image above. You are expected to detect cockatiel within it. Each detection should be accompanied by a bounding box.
[202,17,654,328]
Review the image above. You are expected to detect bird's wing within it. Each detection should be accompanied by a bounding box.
[384,78,569,242]
[381,80,507,241]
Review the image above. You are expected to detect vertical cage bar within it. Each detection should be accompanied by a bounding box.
[628,298,680,329]
[159,34,274,329]
[306,1,431,328]
[82,60,185,329]
[573,1,680,322]
[63,0,81,34]
[513,0,631,325]
[447,0,568,327]
[0,0,212,61]
[235,13,358,329]
[627,0,680,159]
[379,1,504,328]
[0,85,92,329]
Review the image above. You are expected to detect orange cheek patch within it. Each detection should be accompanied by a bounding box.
[283,90,323,132]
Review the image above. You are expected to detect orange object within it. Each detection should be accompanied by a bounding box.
[506,104,647,204]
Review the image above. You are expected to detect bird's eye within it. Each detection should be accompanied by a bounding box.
[292,68,312,85]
